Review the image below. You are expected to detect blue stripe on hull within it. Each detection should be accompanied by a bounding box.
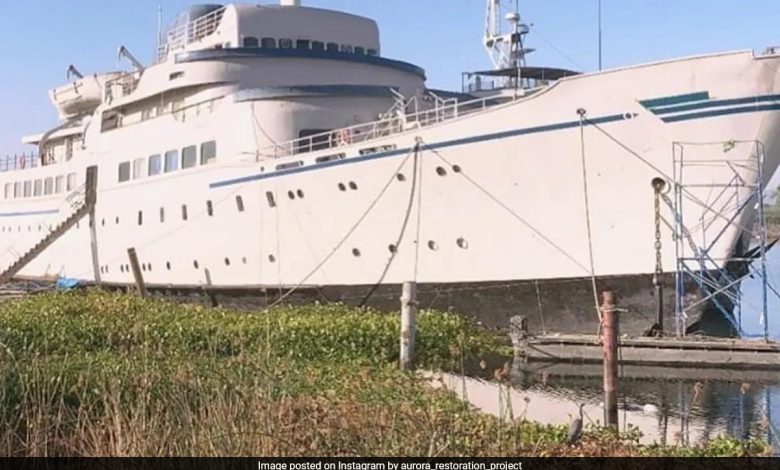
[653,94,780,116]
[640,91,711,109]
[662,103,780,123]
[209,113,629,189]
[0,209,59,218]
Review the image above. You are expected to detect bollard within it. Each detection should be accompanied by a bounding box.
[601,290,619,430]
[127,248,147,298]
[400,281,417,370]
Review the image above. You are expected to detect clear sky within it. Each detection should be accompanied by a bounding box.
[1,0,779,155]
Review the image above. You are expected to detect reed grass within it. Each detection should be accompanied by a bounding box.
[0,290,768,456]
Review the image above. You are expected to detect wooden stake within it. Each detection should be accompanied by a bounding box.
[400,281,417,371]
[601,290,619,430]
[127,248,147,298]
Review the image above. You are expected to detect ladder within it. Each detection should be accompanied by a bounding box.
[0,166,97,285]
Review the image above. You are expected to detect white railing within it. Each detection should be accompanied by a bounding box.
[260,94,515,159]
[104,72,140,103]
[156,7,226,63]
[0,154,40,173]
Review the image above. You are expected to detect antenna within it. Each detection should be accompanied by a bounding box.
[156,4,163,57]
[598,0,603,70]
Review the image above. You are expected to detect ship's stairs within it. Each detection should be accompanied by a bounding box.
[0,166,96,285]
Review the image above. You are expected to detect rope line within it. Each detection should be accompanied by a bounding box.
[418,140,592,275]
[359,142,420,306]
[578,111,603,325]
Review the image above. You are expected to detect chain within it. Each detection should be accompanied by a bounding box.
[654,186,663,278]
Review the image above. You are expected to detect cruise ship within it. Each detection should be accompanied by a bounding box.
[1,0,779,336]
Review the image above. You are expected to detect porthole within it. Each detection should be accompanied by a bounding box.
[225,258,231,266]
[166,262,172,270]
[349,182,358,190]
[457,237,469,249]
[206,200,214,217]
[296,189,304,199]
[120,265,125,273]
[182,205,188,221]
[338,183,347,191]
[436,167,447,177]
[115,216,119,225]
[268,254,276,263]
[141,264,146,272]
[288,190,296,200]
[453,165,462,173]
[148,264,153,272]
[138,211,143,226]
[388,244,398,254]
[193,260,199,269]
[352,248,361,257]
[242,257,247,264]
[396,174,406,182]
[266,191,277,208]
[428,240,439,251]
[236,195,245,212]
[101,218,105,226]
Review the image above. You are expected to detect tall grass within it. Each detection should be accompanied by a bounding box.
[0,290,769,456]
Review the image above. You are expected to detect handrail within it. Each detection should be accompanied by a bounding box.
[259,94,515,159]
[0,154,41,173]
[156,7,227,63]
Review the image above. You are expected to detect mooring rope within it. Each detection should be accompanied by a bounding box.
[578,109,603,327]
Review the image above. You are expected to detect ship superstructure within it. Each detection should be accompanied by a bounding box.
[2,0,780,336]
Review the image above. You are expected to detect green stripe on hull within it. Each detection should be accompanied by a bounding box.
[639,91,711,109]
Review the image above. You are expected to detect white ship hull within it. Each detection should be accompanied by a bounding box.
[3,48,780,335]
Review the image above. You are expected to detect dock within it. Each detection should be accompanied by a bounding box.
[511,331,780,370]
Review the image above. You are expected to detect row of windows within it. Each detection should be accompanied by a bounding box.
[3,173,78,200]
[241,36,378,57]
[119,141,217,183]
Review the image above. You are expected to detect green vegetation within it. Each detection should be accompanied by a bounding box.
[0,290,769,456]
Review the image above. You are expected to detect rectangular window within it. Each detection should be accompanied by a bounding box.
[326,42,338,52]
[367,48,378,56]
[206,200,214,216]
[148,154,162,176]
[312,41,324,51]
[200,141,217,165]
[14,182,22,198]
[67,173,77,191]
[44,178,54,195]
[160,207,165,223]
[138,210,143,226]
[55,176,64,194]
[261,37,276,48]
[340,44,353,53]
[181,145,198,169]
[296,39,310,50]
[181,204,188,221]
[354,46,366,55]
[164,150,179,173]
[118,162,131,182]
[23,181,32,198]
[266,191,277,208]
[33,179,42,197]
[133,158,145,179]
[3,183,11,199]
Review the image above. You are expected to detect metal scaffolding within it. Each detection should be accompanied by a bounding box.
[669,140,773,339]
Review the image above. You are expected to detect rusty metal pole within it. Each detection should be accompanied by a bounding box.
[601,290,619,430]
[400,281,417,371]
[127,248,147,298]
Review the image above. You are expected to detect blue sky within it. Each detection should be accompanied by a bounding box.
[1,0,779,154]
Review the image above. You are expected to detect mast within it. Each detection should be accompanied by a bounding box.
[483,0,532,86]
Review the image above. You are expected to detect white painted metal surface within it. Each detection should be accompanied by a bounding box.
[0,3,779,301]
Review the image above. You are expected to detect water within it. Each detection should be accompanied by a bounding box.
[438,249,780,449]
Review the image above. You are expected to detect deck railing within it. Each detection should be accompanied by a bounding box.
[0,154,40,173]
[156,7,226,63]
[260,94,514,159]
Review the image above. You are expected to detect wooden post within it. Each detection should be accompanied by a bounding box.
[400,281,417,371]
[127,248,147,298]
[601,290,619,430]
